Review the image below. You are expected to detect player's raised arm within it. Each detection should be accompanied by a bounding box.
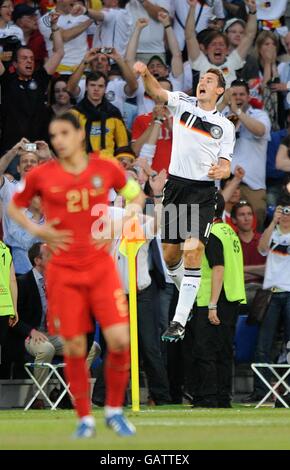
[133,62,169,104]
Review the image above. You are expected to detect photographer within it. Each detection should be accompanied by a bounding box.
[0,138,51,273]
[0,0,24,63]
[245,197,290,403]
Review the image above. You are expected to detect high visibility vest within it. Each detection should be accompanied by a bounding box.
[0,242,15,317]
[197,222,246,307]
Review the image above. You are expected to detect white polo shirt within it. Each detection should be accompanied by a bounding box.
[261,226,290,291]
[0,23,24,46]
[228,106,271,190]
[190,49,245,89]
[256,0,287,20]
[38,12,89,69]
[166,91,235,181]
[125,0,172,54]
[91,8,133,57]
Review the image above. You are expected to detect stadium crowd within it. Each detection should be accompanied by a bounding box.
[0,0,290,409]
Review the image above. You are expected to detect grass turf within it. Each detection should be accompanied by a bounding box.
[1,405,290,450]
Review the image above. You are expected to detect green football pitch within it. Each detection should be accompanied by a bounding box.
[1,405,290,450]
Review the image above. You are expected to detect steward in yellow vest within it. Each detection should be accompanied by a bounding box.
[191,193,245,408]
[0,241,18,347]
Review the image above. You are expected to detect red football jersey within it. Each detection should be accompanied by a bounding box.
[132,113,172,173]
[13,153,127,268]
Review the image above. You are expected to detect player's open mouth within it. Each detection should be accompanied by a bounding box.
[214,52,223,59]
[199,89,206,95]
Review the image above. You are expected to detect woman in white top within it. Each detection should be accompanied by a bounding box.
[0,0,24,62]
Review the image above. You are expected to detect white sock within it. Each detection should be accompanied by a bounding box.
[104,406,122,418]
[173,268,201,327]
[81,415,95,427]
[167,259,184,290]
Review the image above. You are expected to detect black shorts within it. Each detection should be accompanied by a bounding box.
[161,174,217,246]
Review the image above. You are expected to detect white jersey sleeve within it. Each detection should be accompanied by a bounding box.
[166,90,198,116]
[218,119,236,161]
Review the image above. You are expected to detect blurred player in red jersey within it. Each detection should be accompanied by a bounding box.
[8,113,145,438]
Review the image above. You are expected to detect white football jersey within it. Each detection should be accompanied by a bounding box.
[166,91,235,181]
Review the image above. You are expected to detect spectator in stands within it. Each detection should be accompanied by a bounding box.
[231,201,266,305]
[114,145,136,170]
[0,139,51,260]
[173,0,225,52]
[192,193,246,408]
[251,31,285,130]
[276,118,290,176]
[266,109,290,207]
[67,47,138,116]
[0,13,63,176]
[132,100,172,173]
[74,0,133,57]
[0,241,18,349]
[224,17,259,81]
[276,32,290,111]
[125,15,186,115]
[13,4,47,70]
[72,72,128,156]
[38,0,92,74]
[185,0,257,89]
[0,0,24,64]
[244,195,290,403]
[220,165,245,229]
[49,76,74,117]
[219,79,271,231]
[256,0,288,33]
[125,0,171,63]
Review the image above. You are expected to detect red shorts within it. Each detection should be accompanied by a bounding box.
[45,256,129,338]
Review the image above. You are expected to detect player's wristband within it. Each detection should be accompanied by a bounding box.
[154,119,163,125]
[153,194,163,198]
[164,24,171,29]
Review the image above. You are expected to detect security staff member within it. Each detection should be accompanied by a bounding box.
[0,241,18,348]
[191,193,246,408]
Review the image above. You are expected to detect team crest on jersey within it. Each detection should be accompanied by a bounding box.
[106,90,115,102]
[210,125,223,139]
[92,176,103,188]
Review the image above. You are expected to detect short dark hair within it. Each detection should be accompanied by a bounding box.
[206,31,230,49]
[157,77,173,91]
[13,45,34,63]
[205,68,226,91]
[231,79,250,94]
[231,201,253,219]
[28,242,43,267]
[115,145,136,158]
[85,71,108,86]
[50,112,82,130]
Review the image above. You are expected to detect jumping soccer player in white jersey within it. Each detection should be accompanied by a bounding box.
[133,62,235,342]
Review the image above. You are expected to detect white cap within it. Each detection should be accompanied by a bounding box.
[224,18,246,32]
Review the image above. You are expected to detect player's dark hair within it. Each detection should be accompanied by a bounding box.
[215,192,225,219]
[50,112,82,130]
[231,201,253,219]
[206,68,226,92]
[231,79,250,94]
[157,77,173,91]
[86,71,108,86]
[28,242,43,267]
